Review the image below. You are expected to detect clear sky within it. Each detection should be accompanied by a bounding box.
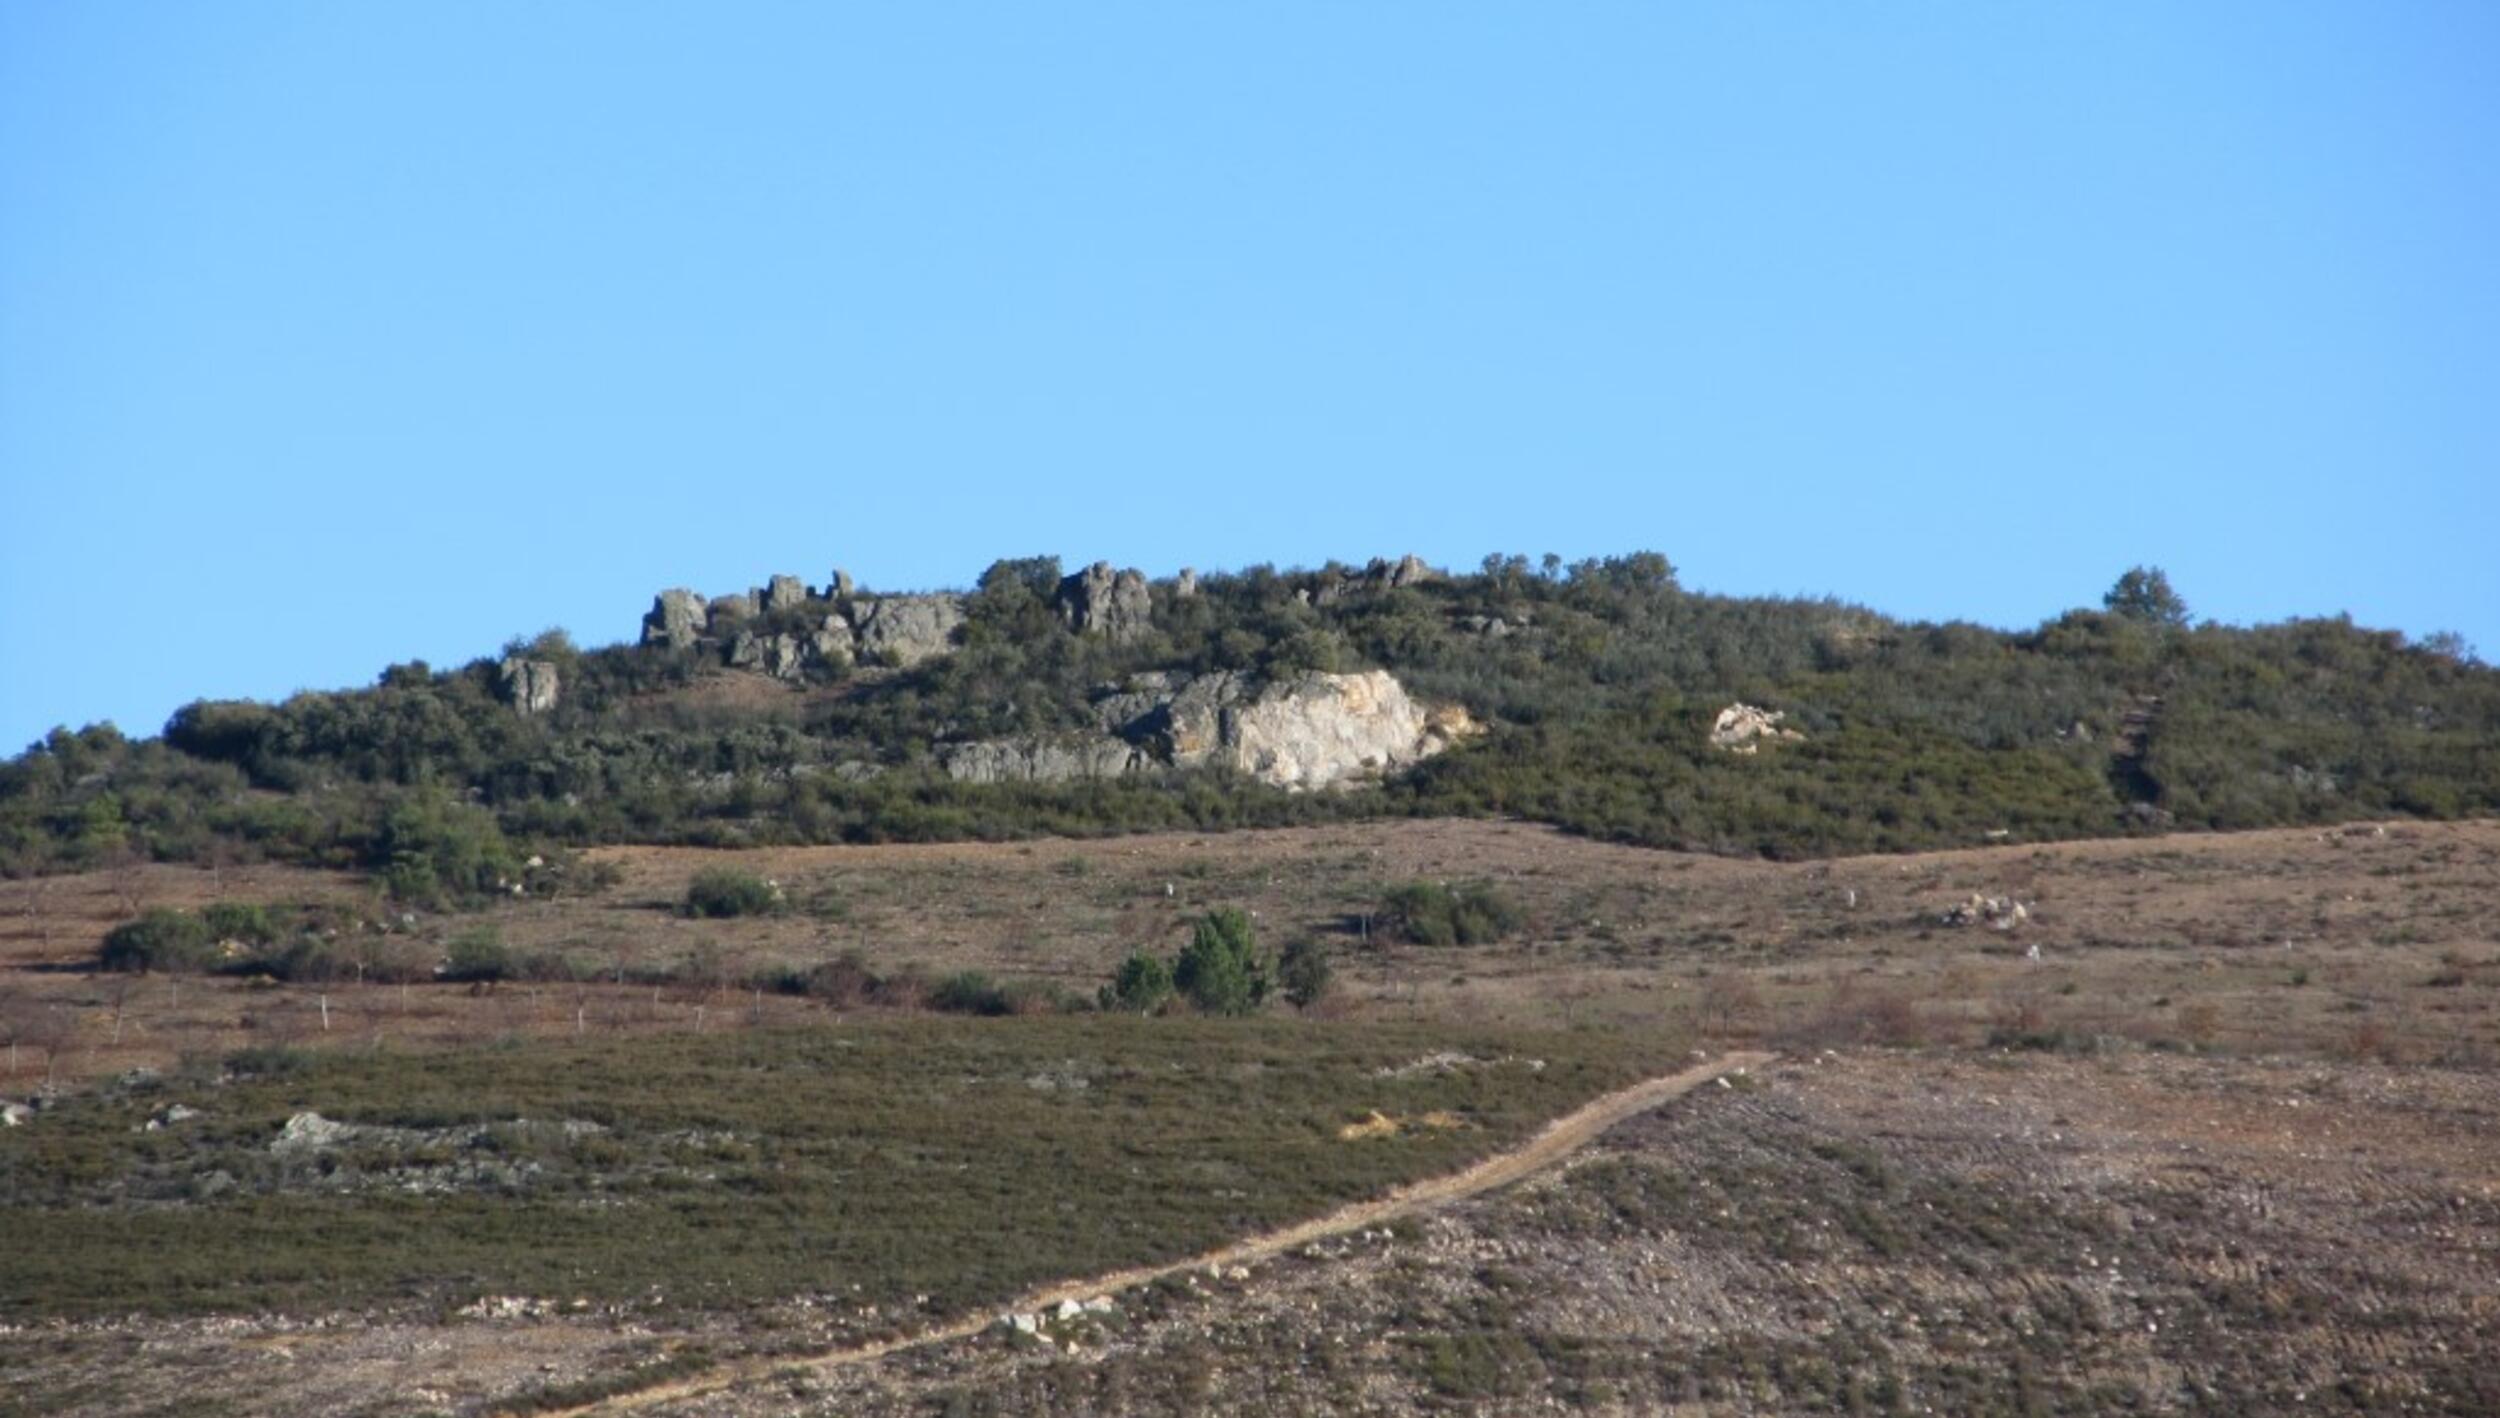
[4,3,2495,751]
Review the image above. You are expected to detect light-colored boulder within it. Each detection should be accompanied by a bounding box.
[641,589,709,649]
[1709,703,1804,754]
[496,657,560,715]
[708,591,759,623]
[1174,568,1199,599]
[849,595,966,667]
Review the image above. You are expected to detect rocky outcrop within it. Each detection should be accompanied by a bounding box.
[708,591,759,623]
[949,668,1471,790]
[940,736,1144,785]
[496,657,561,715]
[1056,562,1153,642]
[851,594,966,667]
[642,589,709,649]
[764,574,810,613]
[1709,703,1803,754]
[728,631,812,682]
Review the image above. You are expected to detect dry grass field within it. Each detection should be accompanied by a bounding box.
[2,817,2496,1415]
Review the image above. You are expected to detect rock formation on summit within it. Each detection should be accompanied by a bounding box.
[1055,562,1153,643]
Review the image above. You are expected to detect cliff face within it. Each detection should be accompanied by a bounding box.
[939,668,1472,792]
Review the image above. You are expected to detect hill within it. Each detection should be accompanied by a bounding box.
[4,553,2495,900]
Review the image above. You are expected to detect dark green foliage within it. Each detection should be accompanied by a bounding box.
[1384,881,1524,947]
[930,971,1012,1016]
[97,909,216,973]
[5,554,2498,879]
[1174,908,1269,1015]
[1099,950,1175,1014]
[2105,565,2190,628]
[1278,937,1334,1010]
[374,792,519,907]
[441,928,513,984]
[682,866,782,919]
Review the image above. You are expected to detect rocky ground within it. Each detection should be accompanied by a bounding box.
[717,1050,2498,1417]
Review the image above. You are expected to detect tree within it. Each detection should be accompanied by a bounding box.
[1173,908,1269,1016]
[2104,566,2189,629]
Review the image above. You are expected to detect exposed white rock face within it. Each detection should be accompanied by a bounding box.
[1224,670,1437,791]
[1709,702,1804,754]
[941,669,1475,791]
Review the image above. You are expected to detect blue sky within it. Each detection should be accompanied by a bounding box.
[4,3,2495,751]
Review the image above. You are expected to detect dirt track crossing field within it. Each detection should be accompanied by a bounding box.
[528,1051,1775,1416]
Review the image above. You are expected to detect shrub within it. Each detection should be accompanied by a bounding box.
[803,951,877,1008]
[683,867,783,919]
[99,909,217,973]
[1100,950,1175,1014]
[198,901,278,946]
[1174,909,1269,1016]
[1277,938,1333,1010]
[1382,881,1524,947]
[929,970,1011,1016]
[443,928,515,984]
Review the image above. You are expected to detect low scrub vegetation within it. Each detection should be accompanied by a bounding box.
[6,557,2494,882]
[0,1015,1680,1322]
[1382,880,1525,946]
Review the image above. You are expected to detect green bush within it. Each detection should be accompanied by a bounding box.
[683,867,782,919]
[443,928,514,984]
[1174,909,1269,1016]
[1382,881,1524,946]
[930,970,1011,1016]
[1100,950,1175,1014]
[198,901,278,946]
[1278,938,1333,1010]
[98,909,218,973]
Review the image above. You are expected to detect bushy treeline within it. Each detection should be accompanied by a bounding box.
[5,554,2496,877]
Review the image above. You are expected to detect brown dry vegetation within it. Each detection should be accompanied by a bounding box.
[2,818,2496,1416]
[7,817,2497,1087]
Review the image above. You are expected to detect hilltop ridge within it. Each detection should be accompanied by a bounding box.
[3,551,2494,895]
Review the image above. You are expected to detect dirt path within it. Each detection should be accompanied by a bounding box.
[542,1049,1774,1417]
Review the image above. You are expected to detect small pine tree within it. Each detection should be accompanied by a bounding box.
[1173,908,1269,1016]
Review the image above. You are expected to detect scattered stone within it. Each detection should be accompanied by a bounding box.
[271,1111,363,1153]
[1710,703,1804,753]
[1,1102,30,1127]
[145,1104,203,1131]
[1943,894,2032,930]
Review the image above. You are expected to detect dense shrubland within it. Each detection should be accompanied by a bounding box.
[4,555,2495,879]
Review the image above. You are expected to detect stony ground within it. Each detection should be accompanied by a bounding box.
[720,1050,2498,1417]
